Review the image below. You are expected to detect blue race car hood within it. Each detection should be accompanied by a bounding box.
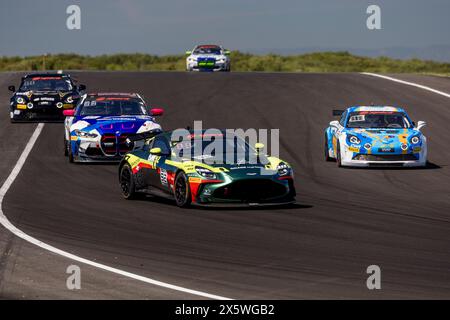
[349,128,420,141]
[71,115,161,135]
[345,128,423,153]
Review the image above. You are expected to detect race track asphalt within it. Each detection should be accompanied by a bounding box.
[1,71,449,299]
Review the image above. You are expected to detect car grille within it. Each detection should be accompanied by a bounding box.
[353,154,418,161]
[213,179,288,201]
[119,134,134,154]
[23,108,63,119]
[100,134,134,156]
[100,134,116,155]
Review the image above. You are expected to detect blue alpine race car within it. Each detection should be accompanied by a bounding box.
[63,92,163,163]
[324,106,427,167]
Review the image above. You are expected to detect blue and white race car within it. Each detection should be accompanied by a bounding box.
[185,44,231,72]
[324,106,427,167]
[63,92,163,163]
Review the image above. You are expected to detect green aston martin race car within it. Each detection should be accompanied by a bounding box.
[118,129,296,207]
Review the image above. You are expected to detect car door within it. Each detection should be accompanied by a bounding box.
[147,135,172,191]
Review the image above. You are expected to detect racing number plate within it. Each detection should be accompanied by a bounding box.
[378,148,395,153]
[198,58,215,68]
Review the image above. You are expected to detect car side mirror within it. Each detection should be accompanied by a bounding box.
[255,142,265,152]
[185,51,192,56]
[416,120,426,130]
[329,120,340,128]
[63,109,75,117]
[78,84,86,91]
[150,108,164,116]
[8,85,15,92]
[150,147,162,155]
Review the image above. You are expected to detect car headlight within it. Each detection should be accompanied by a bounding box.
[348,135,361,145]
[16,97,25,104]
[74,129,98,138]
[277,162,290,176]
[66,96,74,103]
[195,167,217,179]
[410,136,420,144]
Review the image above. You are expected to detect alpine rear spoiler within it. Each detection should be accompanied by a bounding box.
[332,109,344,116]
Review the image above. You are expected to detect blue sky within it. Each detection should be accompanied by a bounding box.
[1,0,449,56]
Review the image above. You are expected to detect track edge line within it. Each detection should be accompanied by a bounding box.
[361,72,450,98]
[0,123,232,300]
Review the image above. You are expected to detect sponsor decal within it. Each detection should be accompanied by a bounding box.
[132,162,152,174]
[31,77,62,81]
[98,117,138,122]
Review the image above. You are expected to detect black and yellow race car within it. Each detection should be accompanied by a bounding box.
[8,73,85,122]
[118,129,296,207]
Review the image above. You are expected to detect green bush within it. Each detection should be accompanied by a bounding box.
[0,52,449,74]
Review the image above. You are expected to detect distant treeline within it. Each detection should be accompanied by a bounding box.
[1,51,450,74]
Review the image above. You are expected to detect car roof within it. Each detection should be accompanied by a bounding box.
[86,92,140,98]
[23,73,70,79]
[347,105,406,113]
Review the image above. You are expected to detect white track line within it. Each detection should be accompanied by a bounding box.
[361,73,450,99]
[0,123,231,300]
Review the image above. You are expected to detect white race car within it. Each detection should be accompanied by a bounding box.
[186,44,231,72]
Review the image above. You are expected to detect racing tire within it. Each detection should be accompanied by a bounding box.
[120,164,138,200]
[336,143,342,167]
[10,114,18,123]
[68,142,74,163]
[174,172,192,207]
[64,137,68,157]
[324,134,333,162]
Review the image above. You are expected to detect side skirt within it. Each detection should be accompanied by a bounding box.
[137,187,174,200]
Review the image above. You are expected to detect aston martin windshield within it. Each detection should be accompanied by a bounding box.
[172,134,263,164]
[346,112,412,129]
[20,77,73,91]
[79,99,147,116]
